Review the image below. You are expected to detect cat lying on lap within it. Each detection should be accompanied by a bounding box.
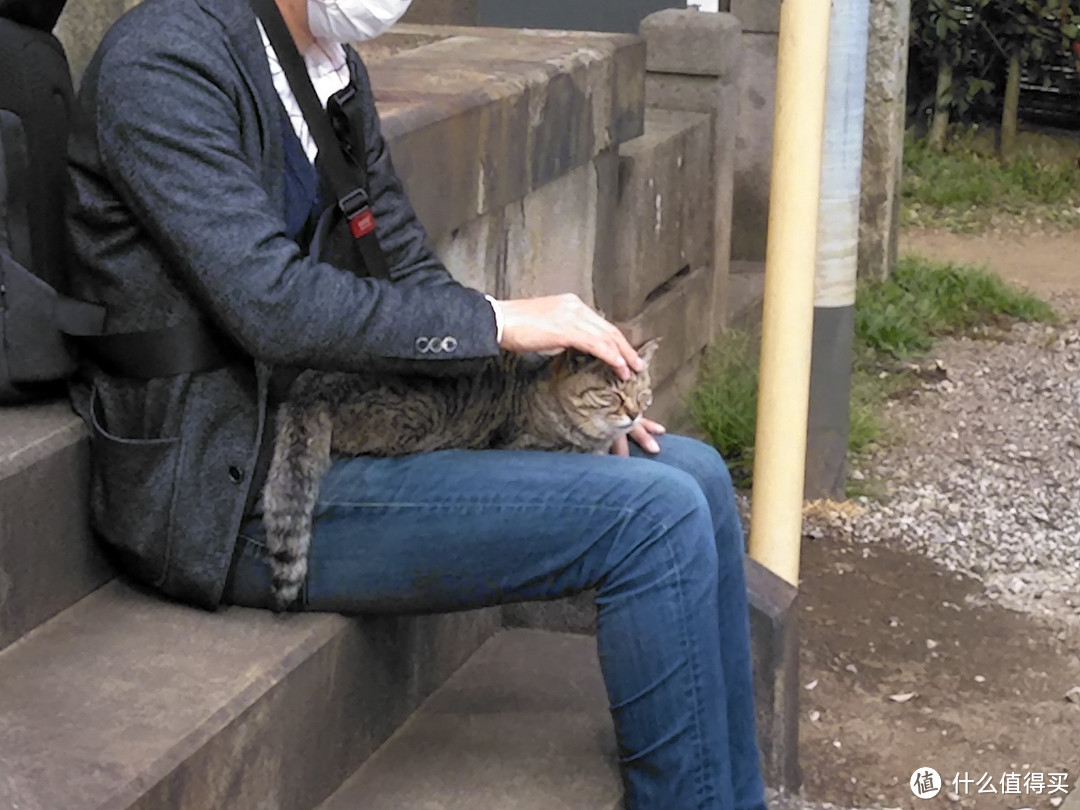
[263,339,661,610]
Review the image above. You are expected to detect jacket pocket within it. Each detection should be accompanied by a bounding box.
[88,387,181,586]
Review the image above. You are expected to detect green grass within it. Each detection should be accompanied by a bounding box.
[856,255,1057,358]
[690,256,1057,489]
[688,331,760,486]
[902,133,1080,232]
[688,333,883,488]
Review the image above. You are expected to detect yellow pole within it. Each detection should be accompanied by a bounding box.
[748,0,833,586]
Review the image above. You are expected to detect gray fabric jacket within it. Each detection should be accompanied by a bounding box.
[66,0,499,608]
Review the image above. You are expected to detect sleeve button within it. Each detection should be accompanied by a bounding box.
[229,466,244,484]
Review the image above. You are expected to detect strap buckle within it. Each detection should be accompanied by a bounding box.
[339,188,376,239]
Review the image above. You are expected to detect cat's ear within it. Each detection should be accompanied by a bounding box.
[636,338,662,368]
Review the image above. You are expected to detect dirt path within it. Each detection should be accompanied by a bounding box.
[788,227,1080,810]
[902,228,1080,298]
[797,538,1080,810]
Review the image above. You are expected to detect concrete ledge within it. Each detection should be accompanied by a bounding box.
[0,580,500,810]
[359,26,645,241]
[0,402,114,652]
[640,10,743,79]
[317,630,621,810]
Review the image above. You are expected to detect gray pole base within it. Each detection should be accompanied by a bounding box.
[805,305,855,500]
[746,556,802,793]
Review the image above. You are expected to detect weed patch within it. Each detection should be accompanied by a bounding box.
[902,134,1080,232]
[691,257,1056,488]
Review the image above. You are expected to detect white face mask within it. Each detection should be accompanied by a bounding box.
[308,0,413,43]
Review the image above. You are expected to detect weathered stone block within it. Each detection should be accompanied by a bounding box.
[598,110,713,323]
[503,592,596,635]
[433,208,506,296]
[730,0,781,33]
[647,350,705,431]
[387,25,646,149]
[645,73,722,114]
[619,265,713,391]
[504,162,598,305]
[0,402,113,652]
[0,581,501,810]
[592,148,621,316]
[727,263,766,328]
[709,80,739,338]
[55,0,143,84]
[318,631,621,810]
[732,32,778,262]
[640,17,741,337]
[477,0,688,35]
[639,9,742,79]
[367,28,644,241]
[403,0,478,26]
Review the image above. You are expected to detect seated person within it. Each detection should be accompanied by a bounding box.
[65,1,767,807]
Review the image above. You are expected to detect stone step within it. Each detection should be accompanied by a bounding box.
[318,629,622,810]
[0,400,114,652]
[0,579,500,810]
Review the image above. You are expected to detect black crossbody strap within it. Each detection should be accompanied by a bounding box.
[249,0,387,277]
[79,320,243,379]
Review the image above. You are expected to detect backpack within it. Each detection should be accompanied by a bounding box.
[0,0,103,403]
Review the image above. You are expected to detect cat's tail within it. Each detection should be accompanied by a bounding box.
[262,400,333,612]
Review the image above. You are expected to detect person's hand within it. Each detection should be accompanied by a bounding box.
[497,294,642,381]
[610,418,667,457]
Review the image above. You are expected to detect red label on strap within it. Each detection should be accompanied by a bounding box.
[349,209,376,239]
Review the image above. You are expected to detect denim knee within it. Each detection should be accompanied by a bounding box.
[653,437,743,561]
[599,464,722,597]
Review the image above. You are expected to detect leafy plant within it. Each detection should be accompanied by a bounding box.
[908,0,1080,150]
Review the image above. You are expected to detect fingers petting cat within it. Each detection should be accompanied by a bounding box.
[496,294,643,381]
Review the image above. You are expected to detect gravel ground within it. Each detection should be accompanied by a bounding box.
[802,294,1080,627]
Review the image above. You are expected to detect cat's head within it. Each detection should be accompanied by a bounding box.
[547,338,661,445]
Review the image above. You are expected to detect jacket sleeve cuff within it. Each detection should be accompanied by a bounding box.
[484,295,505,345]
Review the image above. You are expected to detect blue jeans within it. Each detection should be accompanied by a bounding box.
[225,435,767,810]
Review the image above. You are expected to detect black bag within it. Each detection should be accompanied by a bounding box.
[0,0,66,31]
[0,2,102,402]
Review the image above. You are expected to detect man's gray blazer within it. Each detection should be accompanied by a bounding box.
[66,0,500,608]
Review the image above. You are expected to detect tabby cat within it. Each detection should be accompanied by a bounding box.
[262,339,660,609]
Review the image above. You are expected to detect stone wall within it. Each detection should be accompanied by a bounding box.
[363,16,742,427]
[728,0,779,264]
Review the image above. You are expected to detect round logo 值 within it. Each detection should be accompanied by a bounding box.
[910,767,942,799]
